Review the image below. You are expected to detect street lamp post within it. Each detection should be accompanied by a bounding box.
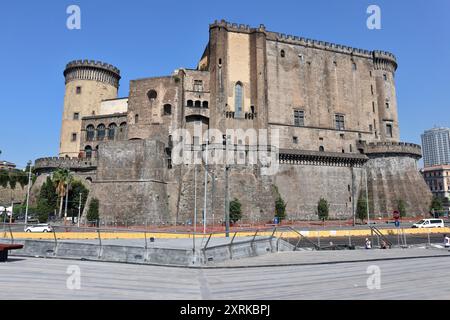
[203,140,209,234]
[77,192,82,228]
[225,165,230,237]
[24,161,32,227]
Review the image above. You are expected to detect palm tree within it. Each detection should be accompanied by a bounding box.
[52,169,74,219]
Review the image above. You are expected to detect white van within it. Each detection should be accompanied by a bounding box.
[412,219,444,228]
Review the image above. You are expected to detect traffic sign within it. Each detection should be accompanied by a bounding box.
[393,210,400,220]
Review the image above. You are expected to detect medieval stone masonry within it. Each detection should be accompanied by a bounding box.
[32,20,432,224]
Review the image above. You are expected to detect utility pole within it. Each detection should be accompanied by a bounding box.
[64,182,70,225]
[225,165,230,237]
[193,164,197,253]
[351,165,356,227]
[24,160,32,227]
[77,192,82,227]
[365,168,370,226]
[203,140,209,234]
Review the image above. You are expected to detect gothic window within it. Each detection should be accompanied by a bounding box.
[193,80,203,92]
[84,145,92,159]
[147,90,157,101]
[97,124,106,141]
[335,114,345,131]
[86,125,95,141]
[235,82,243,117]
[294,110,305,127]
[108,123,117,140]
[386,123,393,137]
[163,104,172,115]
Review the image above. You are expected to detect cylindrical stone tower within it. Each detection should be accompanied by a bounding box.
[59,60,121,158]
[372,51,399,142]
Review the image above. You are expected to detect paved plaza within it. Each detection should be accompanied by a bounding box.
[1,248,449,300]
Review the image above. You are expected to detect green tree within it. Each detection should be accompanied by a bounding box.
[229,198,242,224]
[67,180,89,219]
[52,169,74,218]
[356,195,368,223]
[272,185,287,222]
[430,196,444,214]
[87,198,100,225]
[317,198,329,220]
[0,170,8,188]
[397,199,407,218]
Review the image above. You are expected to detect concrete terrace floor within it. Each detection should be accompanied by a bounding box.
[1,248,450,300]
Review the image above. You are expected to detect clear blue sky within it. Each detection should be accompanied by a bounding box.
[1,0,449,169]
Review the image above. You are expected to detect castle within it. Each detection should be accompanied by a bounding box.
[33,20,432,225]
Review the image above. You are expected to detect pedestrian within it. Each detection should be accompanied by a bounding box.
[365,238,372,249]
[444,234,450,248]
[380,240,387,249]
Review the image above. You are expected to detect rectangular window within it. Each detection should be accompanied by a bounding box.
[386,124,393,137]
[294,110,305,127]
[71,133,77,142]
[335,114,345,131]
[386,102,390,109]
[383,74,387,81]
[193,80,203,92]
[76,86,82,94]
[73,112,79,120]
[371,85,374,95]
[369,124,373,132]
[372,102,375,113]
[293,136,298,144]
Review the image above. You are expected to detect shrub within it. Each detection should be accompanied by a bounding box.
[86,198,99,224]
[317,198,329,220]
[229,198,242,224]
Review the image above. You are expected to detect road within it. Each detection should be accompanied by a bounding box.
[1,249,450,299]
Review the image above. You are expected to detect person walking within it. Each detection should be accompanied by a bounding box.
[365,238,372,249]
[444,234,450,248]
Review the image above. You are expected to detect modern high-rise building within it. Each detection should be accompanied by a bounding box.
[421,127,450,167]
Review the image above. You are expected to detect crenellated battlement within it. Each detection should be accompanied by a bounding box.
[66,60,121,75]
[209,20,397,65]
[365,141,422,159]
[34,157,97,172]
[64,60,121,88]
[373,50,397,72]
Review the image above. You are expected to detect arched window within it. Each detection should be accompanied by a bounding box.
[319,146,325,152]
[187,100,193,107]
[235,82,243,117]
[108,123,117,140]
[163,104,172,115]
[119,122,127,131]
[147,90,157,101]
[280,50,285,58]
[97,124,106,140]
[194,100,201,108]
[85,146,92,158]
[86,125,95,141]
[202,101,208,108]
[135,114,139,124]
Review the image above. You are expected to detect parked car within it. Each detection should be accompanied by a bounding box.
[24,224,53,233]
[411,219,444,228]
